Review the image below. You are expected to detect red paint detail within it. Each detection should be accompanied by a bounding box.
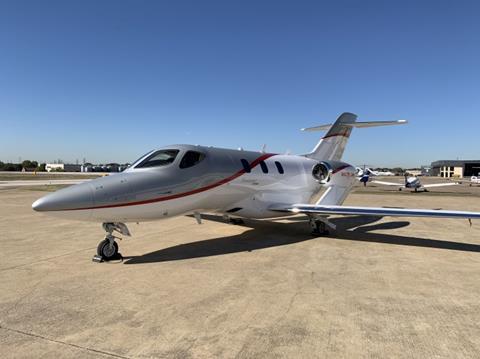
[67,153,275,211]
[321,132,351,140]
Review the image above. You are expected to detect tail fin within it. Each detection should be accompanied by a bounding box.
[302,112,407,161]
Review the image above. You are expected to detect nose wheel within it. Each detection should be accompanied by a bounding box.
[93,222,131,262]
[97,236,119,260]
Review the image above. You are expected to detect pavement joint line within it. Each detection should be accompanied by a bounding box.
[0,246,97,272]
[0,324,131,359]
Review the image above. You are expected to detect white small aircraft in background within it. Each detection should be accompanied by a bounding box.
[465,175,480,186]
[367,168,395,176]
[355,166,376,186]
[373,174,459,192]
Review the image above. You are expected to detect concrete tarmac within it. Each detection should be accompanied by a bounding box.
[1,187,480,358]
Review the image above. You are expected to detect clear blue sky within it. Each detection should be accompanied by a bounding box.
[1,0,479,167]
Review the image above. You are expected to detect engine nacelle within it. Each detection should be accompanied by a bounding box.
[312,162,333,184]
[312,161,356,186]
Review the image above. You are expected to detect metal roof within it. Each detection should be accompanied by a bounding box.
[431,160,480,167]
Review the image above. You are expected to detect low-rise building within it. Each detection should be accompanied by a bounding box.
[406,169,422,176]
[431,160,480,178]
[45,164,81,172]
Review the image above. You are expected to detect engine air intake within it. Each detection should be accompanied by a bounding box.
[312,162,332,184]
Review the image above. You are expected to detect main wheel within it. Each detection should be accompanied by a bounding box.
[97,239,119,260]
[311,221,329,236]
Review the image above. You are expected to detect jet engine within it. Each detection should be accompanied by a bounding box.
[312,161,356,186]
[312,162,333,184]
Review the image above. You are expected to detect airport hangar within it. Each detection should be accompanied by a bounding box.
[431,160,480,178]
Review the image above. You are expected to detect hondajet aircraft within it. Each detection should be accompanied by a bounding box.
[32,113,480,261]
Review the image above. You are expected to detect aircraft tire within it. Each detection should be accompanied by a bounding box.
[311,221,329,236]
[97,239,119,260]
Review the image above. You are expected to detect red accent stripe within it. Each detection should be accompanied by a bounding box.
[66,153,275,211]
[322,128,351,140]
[322,133,350,140]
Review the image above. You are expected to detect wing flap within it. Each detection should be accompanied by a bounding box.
[271,204,480,219]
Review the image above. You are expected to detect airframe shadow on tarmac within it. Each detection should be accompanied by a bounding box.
[123,215,480,265]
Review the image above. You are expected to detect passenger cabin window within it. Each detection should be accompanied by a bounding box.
[179,151,205,169]
[260,161,268,173]
[241,159,251,173]
[275,161,284,174]
[135,149,179,168]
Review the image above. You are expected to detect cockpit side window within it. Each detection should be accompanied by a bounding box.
[179,151,206,169]
[135,149,180,168]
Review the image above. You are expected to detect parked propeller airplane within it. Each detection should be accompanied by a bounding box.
[373,174,459,192]
[465,175,480,187]
[358,167,395,177]
[355,166,376,186]
[32,112,480,261]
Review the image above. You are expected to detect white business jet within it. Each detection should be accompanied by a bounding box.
[32,113,480,261]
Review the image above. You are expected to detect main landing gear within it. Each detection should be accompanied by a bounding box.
[93,222,131,262]
[309,216,336,236]
[222,214,245,225]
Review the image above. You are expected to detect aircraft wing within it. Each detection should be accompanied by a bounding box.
[372,180,404,187]
[422,182,459,188]
[270,204,480,220]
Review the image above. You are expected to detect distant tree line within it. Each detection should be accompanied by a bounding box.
[0,160,46,172]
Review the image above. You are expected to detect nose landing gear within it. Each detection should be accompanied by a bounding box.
[93,222,131,262]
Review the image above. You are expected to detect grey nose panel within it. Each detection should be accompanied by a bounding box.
[32,182,94,212]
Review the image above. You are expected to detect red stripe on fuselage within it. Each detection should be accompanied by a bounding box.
[66,153,275,211]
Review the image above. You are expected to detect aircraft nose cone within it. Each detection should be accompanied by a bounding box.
[32,182,94,212]
[32,197,50,212]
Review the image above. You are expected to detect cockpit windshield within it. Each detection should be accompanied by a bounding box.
[135,149,180,168]
[129,150,155,168]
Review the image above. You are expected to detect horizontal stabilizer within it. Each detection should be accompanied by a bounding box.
[271,204,480,220]
[302,120,407,132]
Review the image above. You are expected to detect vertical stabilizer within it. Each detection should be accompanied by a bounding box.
[303,112,357,161]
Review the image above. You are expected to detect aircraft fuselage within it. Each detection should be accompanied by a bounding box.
[32,144,356,222]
